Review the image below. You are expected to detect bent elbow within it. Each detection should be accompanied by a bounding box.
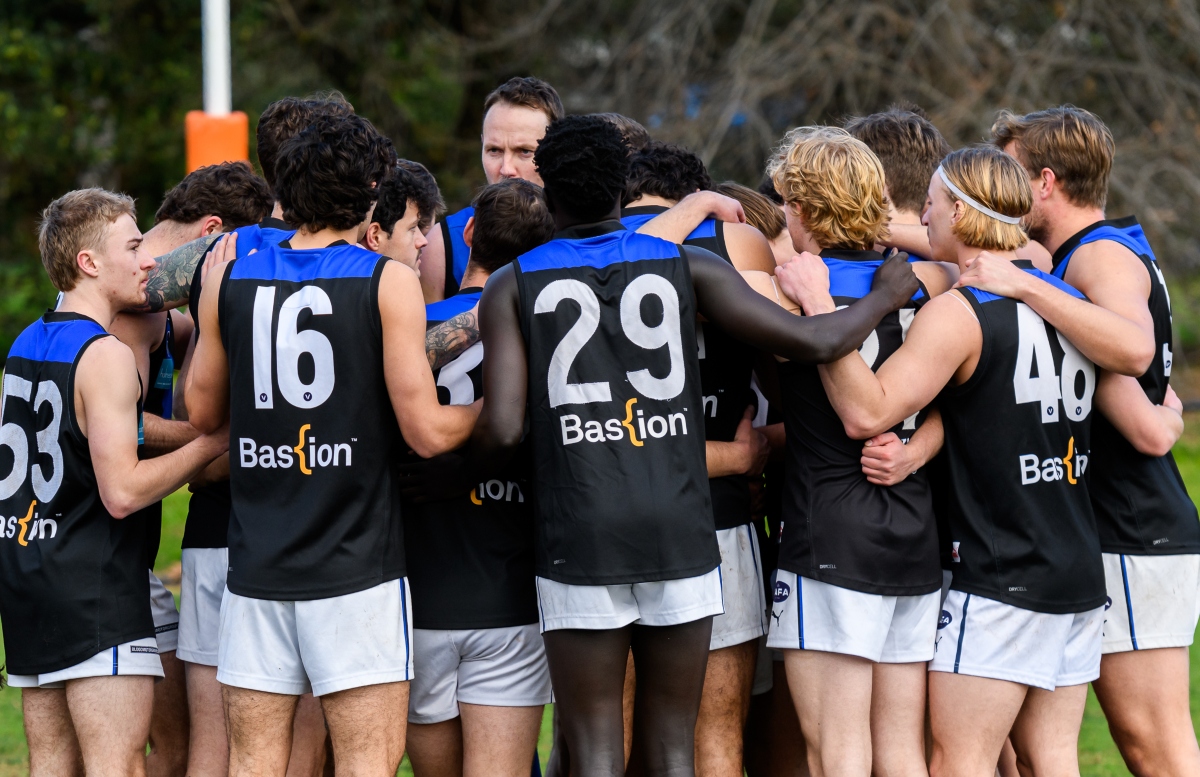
[1109,342,1155,378]
[102,492,138,520]
[1134,430,1175,458]
[842,418,882,441]
[189,407,221,436]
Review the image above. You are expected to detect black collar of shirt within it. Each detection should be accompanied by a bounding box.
[820,248,884,263]
[553,220,627,241]
[261,216,293,231]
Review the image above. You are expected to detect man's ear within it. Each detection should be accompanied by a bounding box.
[463,216,475,249]
[364,222,383,252]
[200,215,224,236]
[1038,167,1057,200]
[76,249,101,280]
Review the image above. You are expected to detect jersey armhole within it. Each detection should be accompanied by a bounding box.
[216,259,236,355]
[714,221,731,265]
[441,220,460,300]
[67,332,116,445]
[940,290,989,399]
[370,256,387,344]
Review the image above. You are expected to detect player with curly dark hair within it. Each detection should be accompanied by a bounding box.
[622,142,712,205]
[399,114,920,777]
[365,166,431,273]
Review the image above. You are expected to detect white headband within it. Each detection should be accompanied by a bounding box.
[936,165,1022,225]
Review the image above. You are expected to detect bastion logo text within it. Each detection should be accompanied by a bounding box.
[559,397,689,447]
[1,500,56,546]
[239,424,355,475]
[1019,436,1089,485]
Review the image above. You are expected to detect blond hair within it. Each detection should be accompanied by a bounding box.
[770,127,890,250]
[939,147,1031,251]
[38,189,136,292]
[990,106,1114,210]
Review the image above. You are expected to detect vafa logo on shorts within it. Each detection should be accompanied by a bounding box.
[1019,436,1088,486]
[559,397,689,447]
[239,423,355,475]
[0,500,56,545]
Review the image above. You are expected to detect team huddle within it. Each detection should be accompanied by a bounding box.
[2,75,1198,777]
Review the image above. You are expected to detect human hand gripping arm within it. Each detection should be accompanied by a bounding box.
[692,248,917,364]
[955,248,1154,376]
[379,261,481,458]
[860,407,944,486]
[635,191,746,242]
[79,339,228,518]
[819,293,979,439]
[1096,372,1184,457]
[707,407,770,478]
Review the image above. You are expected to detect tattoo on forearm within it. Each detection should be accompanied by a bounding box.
[426,309,481,371]
[130,235,218,313]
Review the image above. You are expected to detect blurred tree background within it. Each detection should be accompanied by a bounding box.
[4,0,1200,375]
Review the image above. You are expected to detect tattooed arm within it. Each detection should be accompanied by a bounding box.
[425,307,480,371]
[127,235,220,313]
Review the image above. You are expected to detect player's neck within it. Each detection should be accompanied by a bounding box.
[552,202,622,232]
[625,195,677,210]
[958,245,1019,270]
[289,224,362,250]
[460,263,491,290]
[270,201,284,221]
[1036,203,1107,255]
[57,285,119,331]
[889,209,923,227]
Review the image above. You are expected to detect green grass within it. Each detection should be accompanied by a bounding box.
[11,429,1200,776]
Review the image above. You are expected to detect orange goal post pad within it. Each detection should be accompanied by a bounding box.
[185,110,250,172]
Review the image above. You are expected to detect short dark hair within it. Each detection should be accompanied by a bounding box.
[623,141,711,205]
[469,180,555,274]
[256,92,354,192]
[535,115,630,222]
[396,159,446,232]
[274,113,396,232]
[595,113,651,153]
[757,175,783,205]
[483,77,564,124]
[991,105,1114,210]
[154,162,273,229]
[844,106,952,214]
[371,166,424,236]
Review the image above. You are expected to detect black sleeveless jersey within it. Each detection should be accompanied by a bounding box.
[219,241,405,600]
[776,249,941,596]
[0,312,153,674]
[404,288,539,629]
[514,221,719,584]
[942,263,1105,614]
[622,205,755,530]
[183,218,294,552]
[135,313,175,569]
[1052,218,1200,555]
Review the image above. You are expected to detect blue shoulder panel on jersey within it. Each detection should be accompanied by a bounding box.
[970,266,1086,304]
[445,207,474,285]
[518,230,681,273]
[825,258,925,302]
[1053,223,1155,280]
[619,213,717,241]
[231,224,296,260]
[9,317,106,364]
[426,291,482,324]
[229,243,381,282]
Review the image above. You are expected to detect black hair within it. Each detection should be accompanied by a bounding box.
[274,113,396,232]
[395,159,446,232]
[154,161,273,228]
[534,115,630,222]
[623,141,712,205]
[469,180,555,274]
[370,166,423,236]
[256,93,354,191]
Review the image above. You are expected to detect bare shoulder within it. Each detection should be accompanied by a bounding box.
[911,261,958,298]
[740,270,801,314]
[1065,239,1150,295]
[77,336,138,392]
[723,222,777,274]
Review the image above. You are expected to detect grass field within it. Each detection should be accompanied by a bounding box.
[5,422,1200,775]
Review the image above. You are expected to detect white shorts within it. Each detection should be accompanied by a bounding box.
[766,571,940,663]
[930,590,1103,691]
[711,525,767,650]
[409,624,552,724]
[535,566,724,632]
[177,547,228,666]
[150,570,180,653]
[1102,553,1200,654]
[8,638,165,689]
[217,578,415,697]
